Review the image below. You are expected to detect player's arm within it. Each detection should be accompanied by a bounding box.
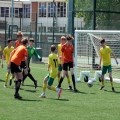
[1,54,4,68]
[111,52,118,64]
[34,48,42,61]
[98,51,102,69]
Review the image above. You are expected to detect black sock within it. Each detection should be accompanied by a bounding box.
[28,73,36,82]
[15,80,21,95]
[72,74,76,90]
[57,77,64,88]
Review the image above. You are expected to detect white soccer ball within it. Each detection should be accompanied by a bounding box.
[87,80,93,88]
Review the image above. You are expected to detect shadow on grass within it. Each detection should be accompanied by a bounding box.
[19,98,42,102]
[24,89,37,93]
[22,84,42,88]
[0,79,5,82]
[104,89,120,93]
[47,97,69,101]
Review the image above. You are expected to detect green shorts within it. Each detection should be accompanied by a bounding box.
[58,64,62,71]
[102,65,112,75]
[48,77,54,86]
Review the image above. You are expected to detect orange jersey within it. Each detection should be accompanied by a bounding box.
[11,45,28,66]
[61,43,74,63]
[15,40,22,48]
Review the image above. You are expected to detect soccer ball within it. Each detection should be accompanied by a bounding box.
[87,80,93,88]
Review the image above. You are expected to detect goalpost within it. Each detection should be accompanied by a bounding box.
[75,30,120,83]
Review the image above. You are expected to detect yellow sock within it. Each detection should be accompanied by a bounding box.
[5,73,9,85]
[58,77,60,82]
[51,86,56,91]
[67,77,70,84]
[9,76,13,80]
[43,83,47,92]
[110,81,113,87]
[102,81,104,86]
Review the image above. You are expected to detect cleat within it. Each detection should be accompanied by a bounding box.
[74,88,79,92]
[40,93,46,98]
[9,79,12,86]
[112,87,115,92]
[57,88,62,99]
[4,84,7,88]
[34,80,37,89]
[99,86,104,90]
[14,93,22,99]
[68,85,72,90]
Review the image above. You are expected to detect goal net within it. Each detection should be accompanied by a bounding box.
[75,30,120,82]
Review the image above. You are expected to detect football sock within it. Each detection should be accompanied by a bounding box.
[5,73,9,85]
[58,77,60,82]
[51,86,56,91]
[15,80,21,94]
[101,81,104,86]
[110,81,113,87]
[67,77,70,84]
[28,73,36,82]
[43,83,47,92]
[72,74,76,89]
[57,77,64,88]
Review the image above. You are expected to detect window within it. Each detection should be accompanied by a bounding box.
[0,7,9,17]
[59,27,65,33]
[39,2,46,17]
[47,37,56,43]
[39,26,46,32]
[57,2,66,17]
[23,4,30,18]
[48,2,56,17]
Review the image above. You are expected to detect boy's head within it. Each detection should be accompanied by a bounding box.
[100,39,105,44]
[29,38,34,42]
[61,36,66,44]
[66,34,74,41]
[51,45,56,52]
[17,31,23,39]
[21,38,28,45]
[7,39,12,43]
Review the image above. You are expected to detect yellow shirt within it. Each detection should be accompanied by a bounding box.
[100,45,112,66]
[48,53,58,78]
[58,44,62,64]
[3,46,14,64]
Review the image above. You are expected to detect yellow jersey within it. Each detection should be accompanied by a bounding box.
[48,53,58,78]
[58,44,62,64]
[3,46,14,64]
[100,45,112,66]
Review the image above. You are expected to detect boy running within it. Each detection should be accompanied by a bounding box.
[98,39,118,92]
[40,45,62,99]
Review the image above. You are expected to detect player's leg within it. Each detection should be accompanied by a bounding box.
[57,63,67,88]
[41,74,49,98]
[99,66,107,90]
[58,64,62,82]
[66,71,72,90]
[47,76,62,99]
[4,65,10,87]
[108,65,115,92]
[69,62,78,92]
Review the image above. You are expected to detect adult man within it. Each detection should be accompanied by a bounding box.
[2,39,14,87]
[57,34,78,92]
[98,39,118,92]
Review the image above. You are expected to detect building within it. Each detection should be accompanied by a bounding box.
[0,0,83,55]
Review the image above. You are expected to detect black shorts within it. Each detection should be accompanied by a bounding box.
[62,62,73,71]
[11,62,22,73]
[20,61,26,69]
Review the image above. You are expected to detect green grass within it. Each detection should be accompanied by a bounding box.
[0,63,120,120]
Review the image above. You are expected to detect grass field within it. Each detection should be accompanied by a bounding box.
[0,62,120,120]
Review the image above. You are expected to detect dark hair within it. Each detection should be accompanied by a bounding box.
[29,38,34,42]
[51,45,56,52]
[100,39,105,44]
[7,39,12,43]
[21,38,28,45]
[66,34,73,41]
